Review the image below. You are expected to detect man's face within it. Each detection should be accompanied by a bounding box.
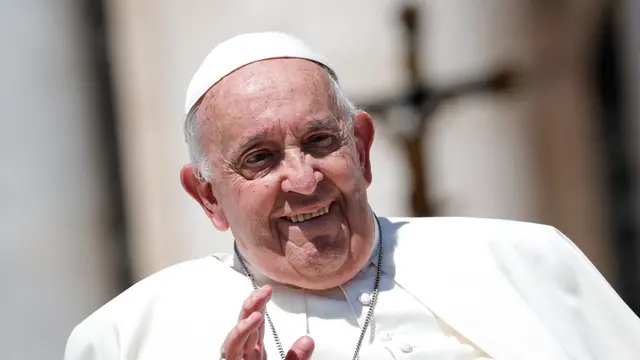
[184,58,375,290]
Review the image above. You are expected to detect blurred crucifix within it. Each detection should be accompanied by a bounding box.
[360,4,519,217]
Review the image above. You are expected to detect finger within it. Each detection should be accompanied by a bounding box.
[221,312,263,360]
[284,336,315,360]
[253,311,266,358]
[256,314,267,353]
[246,299,268,359]
[243,328,259,356]
[257,313,266,346]
[239,285,272,321]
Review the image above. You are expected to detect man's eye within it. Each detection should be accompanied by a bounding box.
[245,151,273,164]
[308,134,333,145]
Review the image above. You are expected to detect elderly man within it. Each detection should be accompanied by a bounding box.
[65,32,640,360]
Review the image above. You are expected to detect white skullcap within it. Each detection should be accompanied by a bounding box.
[184,31,336,115]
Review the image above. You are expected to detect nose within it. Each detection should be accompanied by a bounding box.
[280,150,323,194]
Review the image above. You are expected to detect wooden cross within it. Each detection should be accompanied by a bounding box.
[359,4,519,217]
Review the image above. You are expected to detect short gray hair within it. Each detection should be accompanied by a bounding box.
[183,66,359,181]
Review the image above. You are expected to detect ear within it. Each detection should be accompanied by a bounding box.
[353,112,375,186]
[180,164,229,231]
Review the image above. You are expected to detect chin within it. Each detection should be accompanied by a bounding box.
[291,255,361,290]
[298,254,344,276]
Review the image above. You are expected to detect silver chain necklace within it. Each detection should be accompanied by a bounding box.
[234,216,384,360]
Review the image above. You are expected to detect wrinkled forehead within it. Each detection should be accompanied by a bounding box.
[204,58,333,110]
[198,58,340,151]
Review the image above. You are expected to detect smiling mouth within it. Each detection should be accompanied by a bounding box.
[283,204,331,223]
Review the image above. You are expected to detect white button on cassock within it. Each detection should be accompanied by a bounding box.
[359,293,371,306]
[400,343,413,353]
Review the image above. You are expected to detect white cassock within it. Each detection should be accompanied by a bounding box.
[64,215,640,359]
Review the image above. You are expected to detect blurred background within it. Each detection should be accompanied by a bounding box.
[1,0,639,359]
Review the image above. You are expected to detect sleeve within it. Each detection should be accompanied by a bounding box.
[64,317,120,360]
[550,227,640,360]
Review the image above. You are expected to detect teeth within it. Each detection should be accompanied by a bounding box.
[286,204,331,223]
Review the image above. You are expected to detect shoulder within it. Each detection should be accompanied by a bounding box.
[380,216,578,281]
[378,216,570,266]
[91,255,239,318]
[66,255,247,355]
[380,215,559,245]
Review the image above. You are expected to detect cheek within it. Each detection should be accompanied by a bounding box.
[225,175,280,222]
[319,151,365,191]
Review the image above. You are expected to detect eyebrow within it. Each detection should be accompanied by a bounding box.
[228,128,275,159]
[304,117,342,133]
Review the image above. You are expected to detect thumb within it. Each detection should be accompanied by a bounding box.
[284,336,314,360]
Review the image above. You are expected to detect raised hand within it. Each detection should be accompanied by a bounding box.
[219,285,314,360]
